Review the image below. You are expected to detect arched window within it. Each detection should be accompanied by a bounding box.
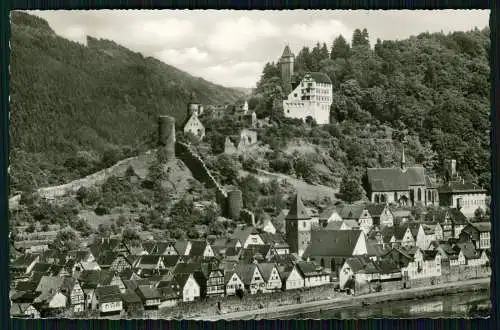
[428,191,432,202]
[394,192,398,202]
[417,188,422,201]
[320,258,325,268]
[374,195,380,203]
[331,259,337,272]
[381,194,386,203]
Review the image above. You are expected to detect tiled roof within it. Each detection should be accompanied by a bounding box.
[471,222,491,233]
[457,242,482,260]
[175,240,190,255]
[303,230,363,257]
[338,204,367,220]
[189,240,208,256]
[367,167,426,192]
[296,261,324,277]
[259,233,288,248]
[257,263,278,282]
[234,263,260,285]
[286,194,311,220]
[78,269,113,289]
[121,290,142,304]
[136,285,161,300]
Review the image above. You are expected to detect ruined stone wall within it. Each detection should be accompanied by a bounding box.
[175,141,229,214]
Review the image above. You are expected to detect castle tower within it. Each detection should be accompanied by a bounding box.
[285,193,312,257]
[158,115,176,162]
[279,45,294,96]
[226,190,243,220]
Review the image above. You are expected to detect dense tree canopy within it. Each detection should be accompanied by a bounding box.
[10,12,244,193]
[250,27,491,191]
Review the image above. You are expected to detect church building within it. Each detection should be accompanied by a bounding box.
[182,93,205,140]
[279,45,333,125]
[365,147,439,207]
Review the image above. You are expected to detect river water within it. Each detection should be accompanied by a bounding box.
[279,290,491,319]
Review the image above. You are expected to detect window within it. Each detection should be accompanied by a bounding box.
[302,222,307,228]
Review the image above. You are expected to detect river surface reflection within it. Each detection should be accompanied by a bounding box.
[281,290,491,319]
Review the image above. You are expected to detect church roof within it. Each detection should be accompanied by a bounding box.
[286,194,311,220]
[367,167,426,192]
[281,45,294,58]
[307,72,332,84]
[303,230,363,257]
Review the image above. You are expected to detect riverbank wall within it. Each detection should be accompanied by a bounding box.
[355,265,491,295]
[158,266,490,319]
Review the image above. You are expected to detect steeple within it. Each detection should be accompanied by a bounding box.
[286,193,311,220]
[281,44,294,58]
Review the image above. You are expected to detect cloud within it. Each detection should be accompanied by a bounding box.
[289,19,353,44]
[200,61,264,87]
[206,17,282,53]
[154,47,210,66]
[96,18,195,49]
[59,26,87,45]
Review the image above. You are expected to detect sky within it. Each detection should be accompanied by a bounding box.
[29,10,489,89]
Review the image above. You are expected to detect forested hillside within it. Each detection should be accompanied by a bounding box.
[9,12,244,192]
[249,27,491,192]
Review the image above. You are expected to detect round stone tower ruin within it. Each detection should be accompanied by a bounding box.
[158,115,176,162]
[226,189,243,220]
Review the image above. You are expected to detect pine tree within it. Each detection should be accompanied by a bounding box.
[331,35,350,59]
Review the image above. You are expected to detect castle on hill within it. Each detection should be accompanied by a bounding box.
[279,45,333,125]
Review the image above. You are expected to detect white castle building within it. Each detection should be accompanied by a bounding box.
[279,45,333,125]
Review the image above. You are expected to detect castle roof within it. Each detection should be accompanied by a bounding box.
[281,45,294,58]
[307,72,332,84]
[286,194,311,220]
[438,180,487,194]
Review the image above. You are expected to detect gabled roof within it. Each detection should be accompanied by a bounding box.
[457,242,482,260]
[257,263,279,282]
[470,222,491,233]
[121,290,142,304]
[174,240,190,255]
[95,285,122,303]
[231,226,261,243]
[136,285,161,300]
[303,230,363,257]
[234,263,261,285]
[296,261,325,277]
[286,194,311,220]
[78,269,114,289]
[367,167,426,192]
[162,255,181,268]
[139,254,163,266]
[338,204,368,220]
[259,232,288,248]
[365,204,390,217]
[189,240,209,256]
[319,206,340,220]
[241,244,273,262]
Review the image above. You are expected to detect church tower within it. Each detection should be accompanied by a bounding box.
[187,92,201,116]
[285,193,312,257]
[279,45,294,96]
